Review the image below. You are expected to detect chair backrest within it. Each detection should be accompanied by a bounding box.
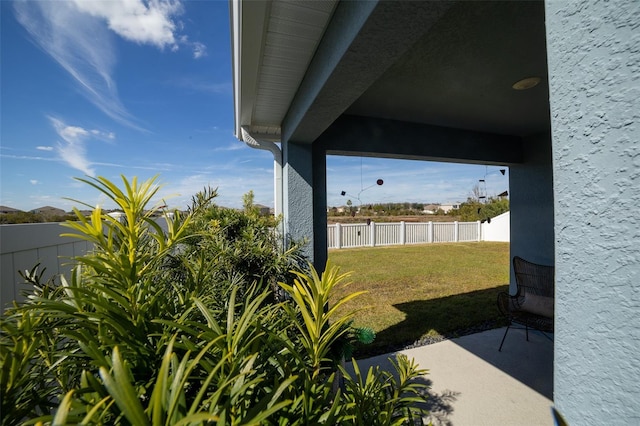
[513,256,554,298]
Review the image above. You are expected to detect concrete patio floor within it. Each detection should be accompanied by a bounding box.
[352,327,554,426]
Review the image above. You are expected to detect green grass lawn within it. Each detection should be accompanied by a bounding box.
[328,242,510,358]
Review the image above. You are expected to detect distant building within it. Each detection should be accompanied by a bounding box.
[422,203,460,214]
[422,204,440,214]
[439,203,460,214]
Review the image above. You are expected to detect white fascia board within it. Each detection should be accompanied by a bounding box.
[230,0,270,141]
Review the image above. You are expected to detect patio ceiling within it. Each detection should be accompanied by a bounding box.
[232,0,549,144]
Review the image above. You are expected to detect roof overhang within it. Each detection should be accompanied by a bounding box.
[232,0,549,149]
[231,0,338,142]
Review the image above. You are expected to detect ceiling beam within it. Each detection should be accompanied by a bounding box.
[316,115,524,165]
[281,0,455,144]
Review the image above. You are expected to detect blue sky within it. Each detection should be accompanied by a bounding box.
[1,0,508,212]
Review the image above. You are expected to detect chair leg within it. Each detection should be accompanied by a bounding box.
[525,321,529,341]
[499,323,511,352]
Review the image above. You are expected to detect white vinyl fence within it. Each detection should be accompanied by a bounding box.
[328,213,510,249]
[328,221,481,249]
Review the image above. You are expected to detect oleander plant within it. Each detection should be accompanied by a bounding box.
[0,175,430,425]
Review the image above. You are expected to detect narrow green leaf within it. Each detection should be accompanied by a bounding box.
[51,390,74,426]
[173,413,220,426]
[149,338,174,426]
[99,347,150,426]
[79,396,112,425]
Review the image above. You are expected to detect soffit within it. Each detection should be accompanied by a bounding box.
[237,0,337,141]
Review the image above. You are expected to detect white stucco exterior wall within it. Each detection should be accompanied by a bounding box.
[546,0,640,423]
[0,223,91,311]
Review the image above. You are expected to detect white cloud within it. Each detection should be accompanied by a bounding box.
[49,117,116,177]
[30,180,39,185]
[13,0,203,130]
[192,41,207,58]
[36,146,54,151]
[59,124,90,142]
[90,129,116,140]
[70,0,182,49]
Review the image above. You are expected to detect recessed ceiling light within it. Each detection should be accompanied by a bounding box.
[512,77,541,90]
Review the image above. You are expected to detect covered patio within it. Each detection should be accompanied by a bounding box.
[231,0,640,423]
[354,327,553,425]
[231,0,553,282]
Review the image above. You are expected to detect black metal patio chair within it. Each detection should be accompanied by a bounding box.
[497,256,554,351]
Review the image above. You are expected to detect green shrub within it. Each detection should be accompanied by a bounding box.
[0,175,430,425]
[177,185,306,309]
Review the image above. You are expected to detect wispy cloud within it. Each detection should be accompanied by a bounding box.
[29,194,54,204]
[0,154,60,162]
[156,160,276,210]
[192,41,207,59]
[213,143,246,152]
[171,77,231,94]
[13,0,205,129]
[178,34,208,59]
[49,117,115,177]
[36,146,54,151]
[90,130,116,140]
[14,1,136,128]
[30,180,39,185]
[91,160,173,172]
[325,157,509,206]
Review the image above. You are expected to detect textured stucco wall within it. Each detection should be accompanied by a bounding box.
[312,144,328,271]
[282,141,317,263]
[546,0,640,423]
[281,141,329,270]
[509,132,555,290]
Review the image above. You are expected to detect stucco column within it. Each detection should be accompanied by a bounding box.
[282,140,327,271]
[509,132,555,292]
[546,0,640,423]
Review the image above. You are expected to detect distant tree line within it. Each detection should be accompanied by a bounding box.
[456,197,509,222]
[328,202,432,217]
[0,209,176,224]
[0,211,77,224]
[328,197,509,222]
